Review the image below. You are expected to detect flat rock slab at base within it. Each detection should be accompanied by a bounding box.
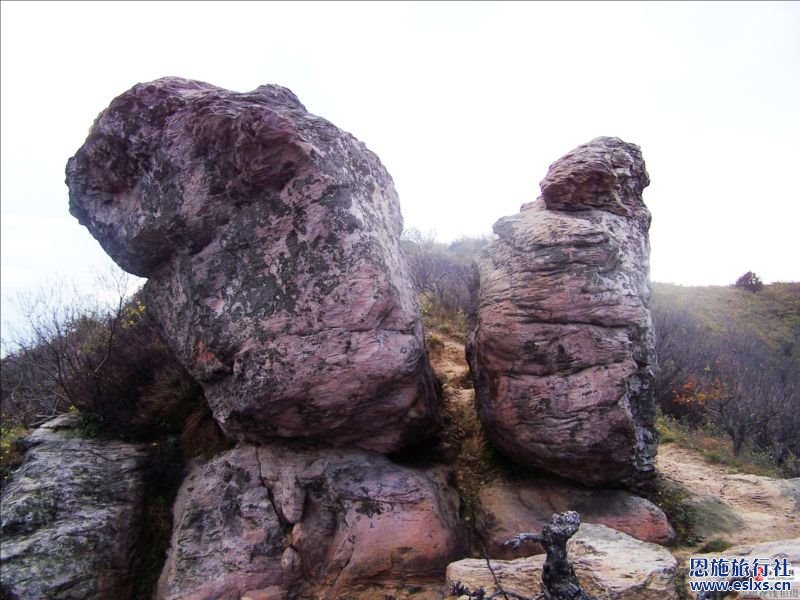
[66,77,439,453]
[447,523,678,600]
[468,137,658,487]
[0,415,147,599]
[476,480,675,558]
[157,444,468,600]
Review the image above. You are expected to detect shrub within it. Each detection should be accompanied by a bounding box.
[735,271,764,292]
[1,270,205,440]
[426,333,445,355]
[0,423,27,491]
[652,296,799,476]
[402,229,487,339]
[698,539,733,553]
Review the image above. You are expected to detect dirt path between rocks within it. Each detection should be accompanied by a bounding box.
[428,335,475,406]
[429,336,470,381]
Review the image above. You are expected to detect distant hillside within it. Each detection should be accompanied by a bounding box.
[651,281,800,359]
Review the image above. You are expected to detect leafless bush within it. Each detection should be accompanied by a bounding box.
[402,229,488,336]
[652,302,800,473]
[1,269,202,438]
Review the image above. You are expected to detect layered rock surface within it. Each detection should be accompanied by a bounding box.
[66,77,438,452]
[0,415,147,599]
[467,136,657,486]
[157,444,467,599]
[448,524,678,600]
[476,479,674,559]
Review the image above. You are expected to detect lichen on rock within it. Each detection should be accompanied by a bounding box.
[156,444,468,599]
[0,415,147,599]
[66,77,439,453]
[467,136,658,487]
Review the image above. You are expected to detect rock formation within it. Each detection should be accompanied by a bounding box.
[467,136,657,486]
[0,415,147,599]
[476,479,674,558]
[448,524,678,600]
[60,81,671,598]
[156,444,467,599]
[66,77,439,452]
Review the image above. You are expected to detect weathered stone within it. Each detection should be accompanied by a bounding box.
[568,524,677,600]
[66,77,439,452]
[447,523,678,600]
[476,479,675,558]
[0,415,147,599]
[681,494,745,539]
[467,136,657,486]
[157,444,468,600]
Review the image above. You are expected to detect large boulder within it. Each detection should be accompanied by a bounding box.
[447,523,678,600]
[476,479,675,558]
[66,77,439,453]
[156,444,468,599]
[467,136,657,486]
[0,415,147,599]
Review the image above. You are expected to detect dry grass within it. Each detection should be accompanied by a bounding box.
[0,423,27,491]
[425,332,446,356]
[656,413,779,477]
[652,281,800,354]
[180,403,234,461]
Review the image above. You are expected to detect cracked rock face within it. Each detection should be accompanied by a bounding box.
[0,415,147,599]
[467,137,657,487]
[156,444,467,600]
[66,77,439,452]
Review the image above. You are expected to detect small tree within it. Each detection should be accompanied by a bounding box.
[735,271,763,292]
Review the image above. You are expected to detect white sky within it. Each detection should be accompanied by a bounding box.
[2,1,799,336]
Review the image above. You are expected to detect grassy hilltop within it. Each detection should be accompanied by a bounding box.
[651,281,800,358]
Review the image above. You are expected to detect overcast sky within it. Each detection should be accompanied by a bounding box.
[2,1,799,336]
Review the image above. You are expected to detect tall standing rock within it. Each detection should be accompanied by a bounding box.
[468,137,657,487]
[66,77,439,453]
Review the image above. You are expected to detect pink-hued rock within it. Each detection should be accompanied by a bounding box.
[66,77,439,452]
[467,137,657,487]
[156,444,468,600]
[475,480,675,559]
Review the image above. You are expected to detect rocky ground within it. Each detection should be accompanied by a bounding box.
[434,333,800,545]
[432,333,800,598]
[658,443,800,548]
